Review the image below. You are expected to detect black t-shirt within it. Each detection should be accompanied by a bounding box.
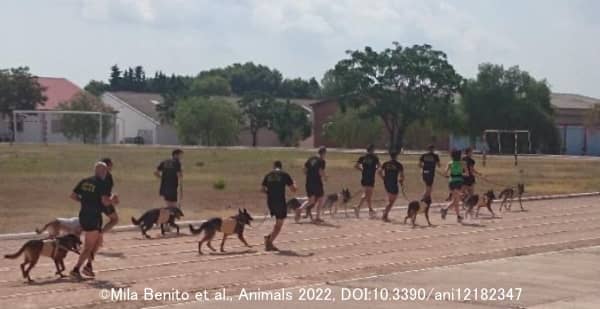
[357,153,380,181]
[73,176,109,214]
[262,169,294,204]
[420,152,440,174]
[381,160,404,184]
[158,158,182,189]
[105,172,114,194]
[305,156,325,185]
[463,156,475,177]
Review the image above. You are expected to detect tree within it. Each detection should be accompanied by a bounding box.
[320,69,344,97]
[84,80,109,96]
[0,67,47,140]
[174,96,241,145]
[332,43,462,151]
[277,77,321,98]
[460,63,559,153]
[270,100,311,146]
[58,92,115,143]
[239,92,274,146]
[323,107,383,148]
[109,65,122,90]
[189,75,231,97]
[221,62,283,95]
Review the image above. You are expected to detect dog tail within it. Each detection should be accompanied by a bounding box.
[189,223,205,235]
[4,244,27,259]
[131,216,141,226]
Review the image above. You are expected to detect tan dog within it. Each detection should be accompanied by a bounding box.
[35,217,82,238]
[4,234,81,282]
[189,209,253,254]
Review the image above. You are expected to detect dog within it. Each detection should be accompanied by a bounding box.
[4,234,81,282]
[498,183,525,212]
[35,217,81,238]
[462,193,480,221]
[404,196,433,228]
[131,207,184,238]
[475,190,497,218]
[290,188,352,222]
[189,209,253,254]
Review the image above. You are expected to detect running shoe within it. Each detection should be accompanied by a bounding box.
[70,269,83,280]
[82,264,95,277]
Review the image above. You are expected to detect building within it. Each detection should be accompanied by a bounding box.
[552,93,600,155]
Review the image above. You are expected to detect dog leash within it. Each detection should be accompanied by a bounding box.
[400,183,410,202]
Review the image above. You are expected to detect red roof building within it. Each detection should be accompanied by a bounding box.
[36,77,81,110]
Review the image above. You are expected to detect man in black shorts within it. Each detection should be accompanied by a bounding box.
[379,150,404,222]
[70,162,118,279]
[419,144,440,199]
[299,146,327,223]
[353,144,380,218]
[155,149,183,208]
[262,161,296,251]
[462,147,482,197]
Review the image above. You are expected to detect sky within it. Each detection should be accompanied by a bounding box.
[1,0,599,97]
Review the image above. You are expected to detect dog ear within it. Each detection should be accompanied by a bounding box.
[243,208,248,214]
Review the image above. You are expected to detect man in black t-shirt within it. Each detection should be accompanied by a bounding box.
[419,145,441,199]
[379,150,404,222]
[262,161,296,251]
[155,149,183,208]
[301,146,327,223]
[462,147,481,197]
[353,144,380,218]
[70,162,118,280]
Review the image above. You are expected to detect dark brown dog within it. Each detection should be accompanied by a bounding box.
[498,184,525,212]
[4,234,81,282]
[189,209,253,254]
[404,196,432,228]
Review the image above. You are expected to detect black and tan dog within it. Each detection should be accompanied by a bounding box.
[475,190,497,218]
[4,234,81,282]
[289,188,352,222]
[189,209,253,254]
[498,184,525,212]
[131,207,184,238]
[404,196,433,228]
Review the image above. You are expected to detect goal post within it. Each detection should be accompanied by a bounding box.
[482,129,531,166]
[12,110,117,144]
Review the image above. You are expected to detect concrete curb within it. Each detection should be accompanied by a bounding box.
[1,191,598,241]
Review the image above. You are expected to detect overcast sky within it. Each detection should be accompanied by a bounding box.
[1,0,599,97]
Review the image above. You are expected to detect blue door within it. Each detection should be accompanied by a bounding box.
[565,126,585,155]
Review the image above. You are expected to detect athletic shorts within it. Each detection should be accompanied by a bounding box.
[449,181,463,191]
[361,177,375,187]
[422,172,435,186]
[306,182,324,198]
[268,201,287,220]
[160,187,178,202]
[79,211,103,232]
[102,204,116,215]
[463,176,475,186]
[384,181,399,195]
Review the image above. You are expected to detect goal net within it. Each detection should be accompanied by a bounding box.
[482,129,531,166]
[12,110,117,144]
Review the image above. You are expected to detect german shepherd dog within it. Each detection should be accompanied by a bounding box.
[475,190,497,218]
[189,209,253,254]
[35,217,82,238]
[131,207,184,238]
[498,184,525,212]
[462,194,480,221]
[289,188,352,221]
[4,234,81,282]
[404,196,433,228]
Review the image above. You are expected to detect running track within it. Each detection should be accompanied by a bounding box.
[1,196,600,309]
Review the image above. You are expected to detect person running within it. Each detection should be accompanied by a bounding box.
[462,147,482,198]
[353,144,380,218]
[419,145,440,200]
[297,146,327,223]
[70,162,118,279]
[380,149,404,222]
[262,161,297,251]
[154,149,183,208]
[441,149,466,223]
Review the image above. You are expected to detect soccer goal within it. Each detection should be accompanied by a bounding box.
[12,110,117,144]
[482,129,531,166]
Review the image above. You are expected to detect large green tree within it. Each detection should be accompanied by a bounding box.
[188,75,231,97]
[270,100,311,146]
[461,63,559,153]
[332,43,463,151]
[0,67,47,140]
[174,96,241,145]
[239,92,275,147]
[58,92,115,143]
[323,107,383,148]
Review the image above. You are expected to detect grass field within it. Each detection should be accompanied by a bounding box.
[1,144,599,234]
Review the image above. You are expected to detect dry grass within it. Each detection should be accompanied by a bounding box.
[1,144,599,233]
